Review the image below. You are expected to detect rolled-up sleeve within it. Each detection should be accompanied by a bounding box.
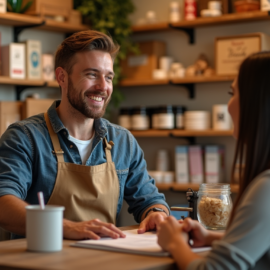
[0,124,33,200]
[187,172,270,270]
[124,134,169,223]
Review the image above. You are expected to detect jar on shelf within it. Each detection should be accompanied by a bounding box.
[174,105,186,129]
[197,183,232,230]
[131,107,149,130]
[118,108,131,129]
[150,107,159,129]
[157,105,174,129]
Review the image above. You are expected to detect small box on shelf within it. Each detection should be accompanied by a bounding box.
[42,54,54,81]
[2,43,25,79]
[120,41,166,81]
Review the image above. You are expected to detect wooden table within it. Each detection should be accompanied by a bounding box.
[0,226,177,270]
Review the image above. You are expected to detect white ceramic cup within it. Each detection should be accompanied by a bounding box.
[159,57,173,72]
[212,104,232,130]
[26,205,65,252]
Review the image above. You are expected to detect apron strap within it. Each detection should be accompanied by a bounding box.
[44,112,65,163]
[103,138,114,163]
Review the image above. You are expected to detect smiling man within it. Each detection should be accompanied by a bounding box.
[0,30,169,240]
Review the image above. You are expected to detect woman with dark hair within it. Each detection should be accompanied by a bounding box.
[157,51,270,270]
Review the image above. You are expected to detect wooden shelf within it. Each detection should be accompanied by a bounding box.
[120,78,169,87]
[37,19,89,33]
[120,75,235,87]
[132,11,270,33]
[0,76,45,86]
[0,12,89,33]
[131,129,234,137]
[156,183,239,193]
[46,80,59,88]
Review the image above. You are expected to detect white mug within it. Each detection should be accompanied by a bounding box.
[212,104,232,130]
[26,205,65,252]
[159,57,173,72]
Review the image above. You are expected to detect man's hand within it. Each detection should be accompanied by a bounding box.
[138,211,167,234]
[63,218,126,240]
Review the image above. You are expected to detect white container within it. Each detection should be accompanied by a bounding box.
[0,0,6,13]
[158,113,174,129]
[170,1,181,23]
[159,57,174,72]
[208,1,222,11]
[148,171,163,183]
[212,104,232,130]
[152,69,168,80]
[261,0,270,11]
[26,205,65,252]
[156,150,170,171]
[185,111,211,130]
[119,115,131,129]
[131,115,149,130]
[163,171,174,183]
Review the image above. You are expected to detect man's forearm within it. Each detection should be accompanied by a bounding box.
[0,195,28,236]
[141,204,169,221]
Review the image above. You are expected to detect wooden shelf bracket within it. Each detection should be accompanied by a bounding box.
[169,81,195,99]
[168,23,195,44]
[14,21,46,42]
[15,83,46,100]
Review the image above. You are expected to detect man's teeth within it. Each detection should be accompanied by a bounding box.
[89,96,102,101]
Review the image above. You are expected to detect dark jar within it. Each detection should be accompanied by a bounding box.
[131,107,149,130]
[118,108,131,129]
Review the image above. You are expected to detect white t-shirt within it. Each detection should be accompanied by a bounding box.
[68,133,94,165]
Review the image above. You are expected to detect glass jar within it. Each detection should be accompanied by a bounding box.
[118,108,131,129]
[131,107,149,130]
[158,105,174,129]
[174,105,186,129]
[197,183,232,230]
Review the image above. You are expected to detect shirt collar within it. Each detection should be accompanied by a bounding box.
[47,100,108,138]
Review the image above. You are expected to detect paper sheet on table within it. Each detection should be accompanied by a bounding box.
[71,229,211,257]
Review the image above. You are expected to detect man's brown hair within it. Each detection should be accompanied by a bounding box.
[55,30,120,75]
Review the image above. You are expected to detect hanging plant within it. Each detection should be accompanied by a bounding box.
[74,0,138,118]
[7,0,33,13]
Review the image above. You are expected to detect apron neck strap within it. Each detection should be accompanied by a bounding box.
[44,112,65,163]
[103,138,114,163]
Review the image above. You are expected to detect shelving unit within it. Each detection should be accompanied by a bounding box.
[131,129,233,137]
[156,183,239,193]
[132,11,270,33]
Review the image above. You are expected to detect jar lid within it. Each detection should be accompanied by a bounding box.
[119,108,130,115]
[132,106,147,115]
[198,183,231,195]
[159,105,173,113]
[173,105,187,114]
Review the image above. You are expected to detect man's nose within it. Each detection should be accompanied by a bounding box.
[95,76,107,90]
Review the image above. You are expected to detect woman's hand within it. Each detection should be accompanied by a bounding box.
[181,218,223,247]
[157,216,188,252]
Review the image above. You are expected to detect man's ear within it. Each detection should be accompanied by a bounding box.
[55,67,68,93]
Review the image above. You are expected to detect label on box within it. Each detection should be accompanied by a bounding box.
[10,44,25,79]
[26,40,42,79]
[175,146,189,183]
[128,55,148,67]
[216,37,260,75]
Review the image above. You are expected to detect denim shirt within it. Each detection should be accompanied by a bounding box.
[0,101,169,225]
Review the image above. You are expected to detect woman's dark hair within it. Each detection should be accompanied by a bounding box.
[228,51,270,226]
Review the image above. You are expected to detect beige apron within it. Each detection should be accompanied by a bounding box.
[44,112,119,224]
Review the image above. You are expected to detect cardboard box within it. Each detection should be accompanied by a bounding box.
[0,101,22,137]
[24,40,42,80]
[22,98,54,119]
[22,0,72,19]
[42,54,54,81]
[120,41,166,80]
[2,43,25,79]
[188,146,204,184]
[216,33,270,75]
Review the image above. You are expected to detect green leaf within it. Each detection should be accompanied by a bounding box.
[15,0,22,13]
[20,0,33,13]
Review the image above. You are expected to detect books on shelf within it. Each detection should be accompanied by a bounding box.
[175,146,189,183]
[189,146,204,184]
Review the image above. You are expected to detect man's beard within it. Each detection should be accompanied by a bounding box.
[67,77,110,119]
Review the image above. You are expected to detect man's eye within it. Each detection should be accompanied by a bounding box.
[87,73,96,77]
[106,76,113,81]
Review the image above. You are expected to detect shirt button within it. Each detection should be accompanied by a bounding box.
[70,145,73,148]
[64,132,66,135]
